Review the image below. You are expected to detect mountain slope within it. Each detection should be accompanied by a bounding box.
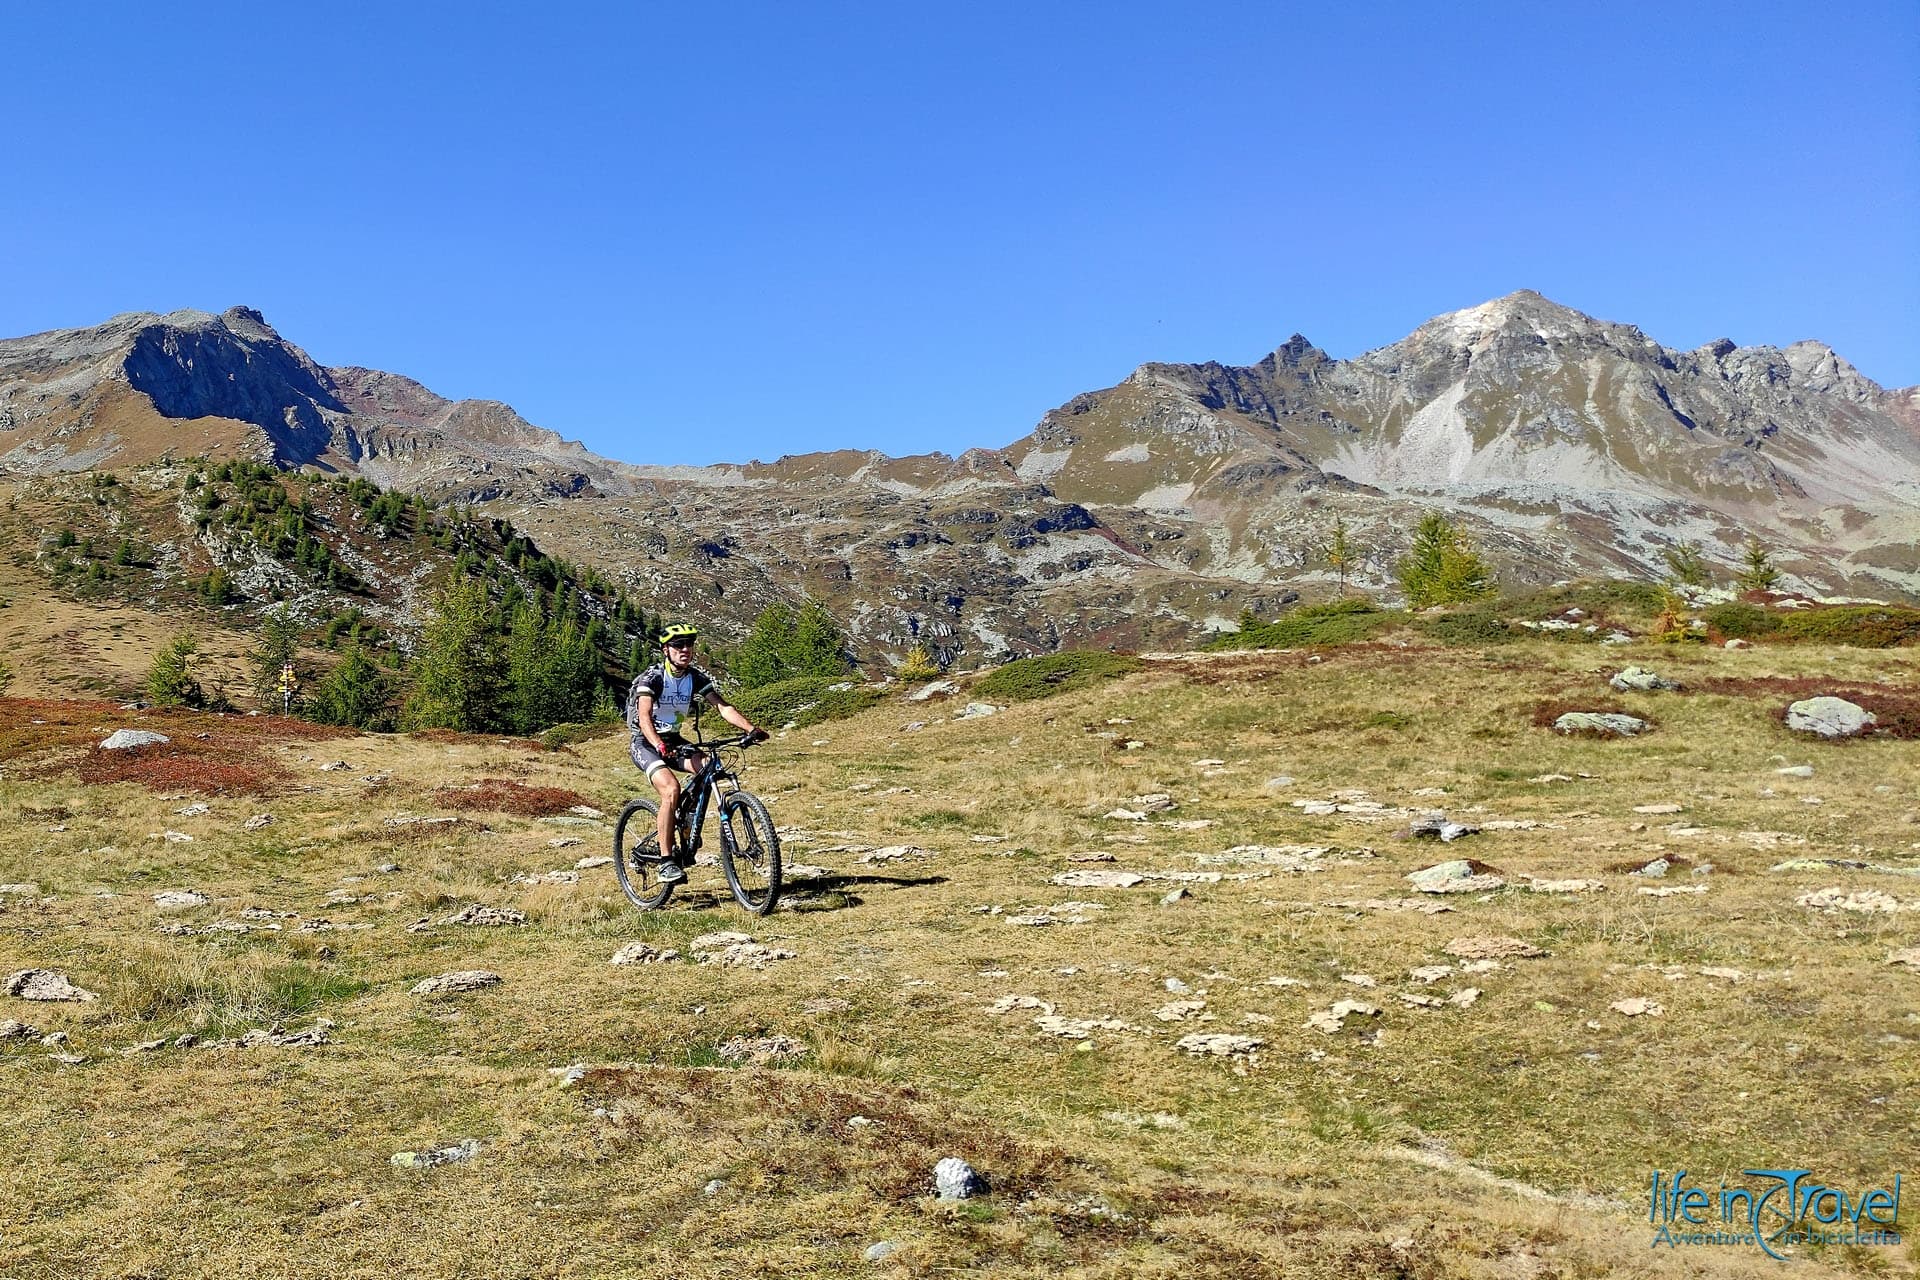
[2,294,1915,666]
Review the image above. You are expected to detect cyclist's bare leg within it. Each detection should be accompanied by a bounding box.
[650,766,680,858]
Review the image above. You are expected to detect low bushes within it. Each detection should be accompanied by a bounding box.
[1212,599,1400,651]
[729,675,882,729]
[1775,605,1920,648]
[970,651,1144,702]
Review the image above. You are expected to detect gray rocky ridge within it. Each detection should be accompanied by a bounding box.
[3,292,1915,660]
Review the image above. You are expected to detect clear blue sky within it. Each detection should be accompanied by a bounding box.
[2,2,1914,466]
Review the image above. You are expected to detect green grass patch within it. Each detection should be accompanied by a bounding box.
[971,650,1144,702]
[1414,608,1520,646]
[729,676,883,728]
[1700,601,1781,639]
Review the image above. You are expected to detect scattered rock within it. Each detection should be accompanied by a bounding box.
[1406,860,1506,893]
[908,679,958,701]
[1447,988,1481,1008]
[1160,888,1190,905]
[954,702,999,720]
[1407,812,1479,842]
[1785,697,1876,739]
[1444,936,1545,960]
[691,932,796,968]
[1632,858,1671,878]
[391,1139,479,1169]
[1129,793,1175,813]
[548,837,583,849]
[567,805,606,820]
[1264,776,1296,789]
[1155,1000,1208,1022]
[574,855,613,870]
[411,971,503,996]
[1101,808,1147,822]
[1797,887,1909,915]
[1304,1001,1381,1034]
[610,942,681,966]
[1609,667,1681,692]
[243,814,274,831]
[1067,852,1116,863]
[441,904,528,927]
[934,1156,988,1199]
[0,883,42,898]
[1034,1014,1147,1039]
[1050,869,1145,889]
[986,994,1055,1016]
[173,802,210,817]
[1638,885,1708,897]
[100,729,170,750]
[1888,948,1920,971]
[155,831,195,844]
[1524,878,1606,894]
[859,845,934,865]
[0,1018,42,1039]
[1775,765,1815,779]
[863,1240,901,1264]
[1632,803,1685,815]
[5,969,99,1003]
[1408,965,1452,984]
[1553,712,1648,737]
[318,760,356,772]
[1610,998,1664,1018]
[1724,638,1753,650]
[717,1034,807,1064]
[1174,1033,1265,1059]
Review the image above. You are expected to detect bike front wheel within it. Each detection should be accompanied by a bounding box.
[718,790,781,916]
[613,798,676,910]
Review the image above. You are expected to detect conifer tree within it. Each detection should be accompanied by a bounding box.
[147,633,204,708]
[1325,516,1357,594]
[401,578,503,731]
[307,645,392,729]
[249,608,302,710]
[1397,512,1495,608]
[1734,536,1781,593]
[1662,541,1711,588]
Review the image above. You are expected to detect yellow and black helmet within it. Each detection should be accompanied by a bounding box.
[658,622,698,645]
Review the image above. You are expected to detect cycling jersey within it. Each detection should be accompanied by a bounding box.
[626,663,721,736]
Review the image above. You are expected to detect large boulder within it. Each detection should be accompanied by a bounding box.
[100,729,169,750]
[1609,667,1681,692]
[1785,697,1876,738]
[1554,712,1649,736]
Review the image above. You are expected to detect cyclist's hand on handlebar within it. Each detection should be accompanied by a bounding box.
[745,728,770,744]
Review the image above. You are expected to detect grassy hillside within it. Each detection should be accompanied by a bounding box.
[2,632,1915,1276]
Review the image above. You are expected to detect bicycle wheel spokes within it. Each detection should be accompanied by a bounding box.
[718,791,781,916]
[614,798,676,910]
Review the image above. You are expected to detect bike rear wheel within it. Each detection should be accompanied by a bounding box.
[613,798,676,910]
[718,790,781,916]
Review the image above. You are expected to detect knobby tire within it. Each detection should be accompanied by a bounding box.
[718,790,781,916]
[613,798,676,910]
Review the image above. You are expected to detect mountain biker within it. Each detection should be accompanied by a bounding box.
[626,623,766,883]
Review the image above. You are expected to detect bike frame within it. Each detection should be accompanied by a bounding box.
[667,737,746,860]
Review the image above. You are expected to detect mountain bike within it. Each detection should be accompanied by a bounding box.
[613,731,782,915]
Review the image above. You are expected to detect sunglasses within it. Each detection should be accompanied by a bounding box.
[664,639,694,650]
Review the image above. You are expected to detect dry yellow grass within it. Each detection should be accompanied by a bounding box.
[1,637,1916,1277]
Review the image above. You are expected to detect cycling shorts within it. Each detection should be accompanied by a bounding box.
[629,731,698,779]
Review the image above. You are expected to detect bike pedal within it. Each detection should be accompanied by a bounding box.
[654,861,687,884]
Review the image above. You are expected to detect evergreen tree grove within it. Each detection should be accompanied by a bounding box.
[307,645,392,729]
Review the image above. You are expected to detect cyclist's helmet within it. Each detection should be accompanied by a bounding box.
[658,622,698,646]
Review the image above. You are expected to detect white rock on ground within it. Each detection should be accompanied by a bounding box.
[0,884,42,898]
[1443,936,1546,960]
[934,1156,989,1199]
[441,904,528,927]
[1051,870,1145,889]
[391,1139,480,1168]
[6,970,99,1002]
[1785,697,1876,738]
[609,942,680,966]
[1610,998,1664,1017]
[1406,861,1505,893]
[152,890,209,909]
[411,971,503,996]
[100,729,169,750]
[1304,1001,1381,1034]
[1553,712,1648,736]
[243,814,274,831]
[1175,1032,1265,1058]
[1609,667,1681,692]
